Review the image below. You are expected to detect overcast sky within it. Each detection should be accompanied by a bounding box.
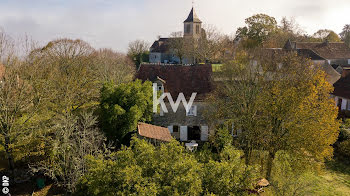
[0,0,349,52]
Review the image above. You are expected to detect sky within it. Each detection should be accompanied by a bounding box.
[0,0,349,53]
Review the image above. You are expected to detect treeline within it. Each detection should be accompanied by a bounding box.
[0,31,137,192]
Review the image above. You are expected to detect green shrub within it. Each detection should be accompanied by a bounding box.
[339,140,350,158]
[76,138,257,196]
[76,138,202,196]
[203,146,257,195]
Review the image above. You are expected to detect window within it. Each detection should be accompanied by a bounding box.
[196,24,200,34]
[173,125,179,133]
[187,105,197,116]
[348,59,350,65]
[347,100,350,111]
[185,24,191,34]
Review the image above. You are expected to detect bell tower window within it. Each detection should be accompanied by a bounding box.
[185,24,191,34]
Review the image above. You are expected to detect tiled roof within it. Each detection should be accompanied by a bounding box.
[150,38,179,53]
[138,122,172,142]
[285,41,350,59]
[136,64,213,100]
[184,7,202,23]
[296,49,325,61]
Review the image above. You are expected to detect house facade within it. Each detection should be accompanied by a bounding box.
[136,63,213,142]
[333,69,350,112]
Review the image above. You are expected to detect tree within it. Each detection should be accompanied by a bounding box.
[313,29,341,42]
[0,65,39,170]
[206,50,339,180]
[169,27,232,64]
[236,14,278,48]
[99,80,153,144]
[0,28,15,64]
[28,39,100,115]
[202,146,257,195]
[195,25,229,63]
[76,138,203,196]
[0,31,46,171]
[340,24,350,47]
[127,40,150,68]
[76,137,257,195]
[264,17,304,48]
[32,112,106,193]
[93,48,135,84]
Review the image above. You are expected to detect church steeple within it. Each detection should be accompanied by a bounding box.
[183,7,202,39]
[184,7,202,23]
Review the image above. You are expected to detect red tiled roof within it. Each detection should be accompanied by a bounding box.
[138,123,172,142]
[136,64,213,100]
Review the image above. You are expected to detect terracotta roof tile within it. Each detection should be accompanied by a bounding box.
[138,123,172,142]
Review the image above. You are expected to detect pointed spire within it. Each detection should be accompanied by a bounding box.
[184,7,202,23]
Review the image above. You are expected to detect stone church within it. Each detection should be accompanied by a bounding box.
[149,7,204,64]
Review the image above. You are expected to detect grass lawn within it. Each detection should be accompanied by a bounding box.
[262,159,350,196]
[315,159,350,196]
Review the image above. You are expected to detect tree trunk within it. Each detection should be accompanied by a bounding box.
[4,136,15,171]
[266,151,275,180]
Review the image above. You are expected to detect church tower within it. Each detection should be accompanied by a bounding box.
[183,7,202,39]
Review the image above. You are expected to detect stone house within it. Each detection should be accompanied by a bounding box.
[333,69,350,111]
[136,63,213,142]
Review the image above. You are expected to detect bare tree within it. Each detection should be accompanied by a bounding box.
[127,39,150,67]
[31,112,107,193]
[169,32,190,64]
[93,48,135,84]
[0,28,16,65]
